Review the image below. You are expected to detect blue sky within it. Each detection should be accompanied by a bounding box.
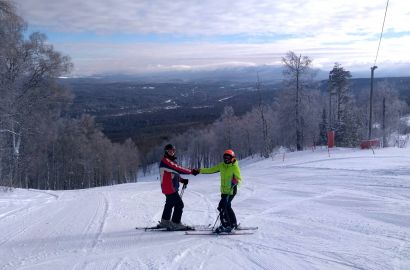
[16,0,410,76]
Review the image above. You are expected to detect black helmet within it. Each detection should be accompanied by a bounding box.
[164,144,175,151]
[164,144,176,160]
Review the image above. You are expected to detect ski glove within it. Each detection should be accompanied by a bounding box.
[191,169,200,176]
[180,178,189,185]
[231,178,238,187]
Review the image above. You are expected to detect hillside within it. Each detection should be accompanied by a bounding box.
[62,79,278,151]
[1,147,409,269]
[62,77,410,153]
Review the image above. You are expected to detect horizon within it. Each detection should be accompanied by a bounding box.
[16,0,410,77]
[60,65,410,82]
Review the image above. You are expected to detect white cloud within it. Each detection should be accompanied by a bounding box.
[15,0,410,75]
[17,0,410,36]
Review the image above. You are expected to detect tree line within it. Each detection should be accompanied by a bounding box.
[141,53,409,171]
[1,0,408,189]
[0,1,139,190]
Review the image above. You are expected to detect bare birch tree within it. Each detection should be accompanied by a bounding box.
[256,73,270,157]
[1,1,72,187]
[281,51,313,151]
[1,1,140,190]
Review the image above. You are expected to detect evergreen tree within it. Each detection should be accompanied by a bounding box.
[329,63,352,146]
[335,105,361,147]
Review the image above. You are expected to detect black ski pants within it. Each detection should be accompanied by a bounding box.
[161,192,184,223]
[218,186,237,227]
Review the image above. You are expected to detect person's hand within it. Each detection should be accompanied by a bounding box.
[192,169,200,176]
[181,178,189,185]
[231,178,238,187]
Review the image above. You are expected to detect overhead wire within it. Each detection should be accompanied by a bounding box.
[374,0,390,66]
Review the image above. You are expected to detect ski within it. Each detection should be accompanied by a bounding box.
[237,226,258,231]
[135,224,161,230]
[135,225,195,231]
[136,224,258,232]
[185,230,254,236]
[193,225,258,231]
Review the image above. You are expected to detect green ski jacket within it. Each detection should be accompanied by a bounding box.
[200,160,242,195]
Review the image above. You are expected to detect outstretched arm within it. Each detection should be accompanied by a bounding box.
[161,157,193,175]
[199,163,221,174]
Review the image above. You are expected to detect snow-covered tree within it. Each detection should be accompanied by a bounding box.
[281,51,314,151]
[0,1,140,190]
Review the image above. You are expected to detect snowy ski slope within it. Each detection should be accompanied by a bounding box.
[1,147,409,270]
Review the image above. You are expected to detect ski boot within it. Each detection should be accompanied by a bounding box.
[158,218,172,229]
[170,221,191,231]
[215,225,232,234]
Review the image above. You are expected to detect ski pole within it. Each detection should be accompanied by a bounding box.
[215,185,236,230]
[179,183,187,198]
[211,213,220,231]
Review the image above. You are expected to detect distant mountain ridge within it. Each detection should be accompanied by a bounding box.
[67,64,410,83]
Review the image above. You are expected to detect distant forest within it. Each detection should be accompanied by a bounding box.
[62,80,279,153]
[63,76,410,155]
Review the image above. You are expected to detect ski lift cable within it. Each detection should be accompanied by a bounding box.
[374,0,390,66]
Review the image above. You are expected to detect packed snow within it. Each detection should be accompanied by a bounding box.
[1,147,409,270]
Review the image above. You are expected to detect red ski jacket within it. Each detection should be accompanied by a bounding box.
[159,156,192,195]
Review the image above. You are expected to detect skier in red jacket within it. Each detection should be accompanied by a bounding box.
[158,144,199,230]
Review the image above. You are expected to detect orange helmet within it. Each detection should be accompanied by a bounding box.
[223,149,235,157]
[223,149,236,163]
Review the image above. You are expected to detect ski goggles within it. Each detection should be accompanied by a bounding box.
[223,154,233,163]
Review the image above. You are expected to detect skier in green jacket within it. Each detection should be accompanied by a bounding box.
[197,149,242,233]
